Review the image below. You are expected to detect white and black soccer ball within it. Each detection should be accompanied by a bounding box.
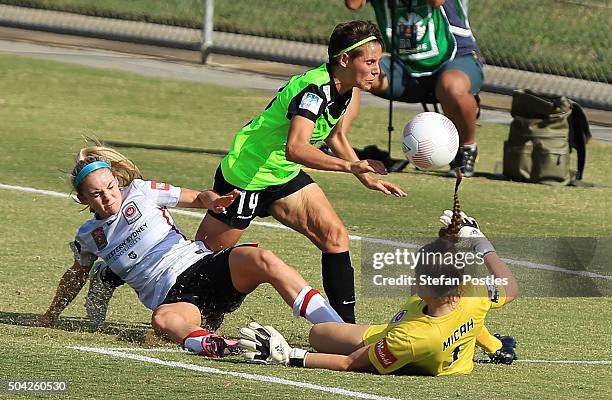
[402,112,459,170]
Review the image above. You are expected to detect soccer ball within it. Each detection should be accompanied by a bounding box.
[402,112,459,170]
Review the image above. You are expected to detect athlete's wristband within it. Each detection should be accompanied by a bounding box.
[472,237,496,256]
[288,348,308,367]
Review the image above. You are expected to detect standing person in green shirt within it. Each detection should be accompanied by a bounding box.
[195,20,407,324]
[346,0,484,177]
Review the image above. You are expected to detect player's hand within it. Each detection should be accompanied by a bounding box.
[439,210,495,254]
[364,179,407,197]
[239,322,307,366]
[239,322,291,364]
[207,189,241,213]
[439,209,481,235]
[349,159,387,175]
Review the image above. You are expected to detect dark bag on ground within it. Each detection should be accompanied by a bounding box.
[503,89,591,185]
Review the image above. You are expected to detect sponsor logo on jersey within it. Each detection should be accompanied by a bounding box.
[375,338,397,368]
[390,310,407,323]
[442,318,474,351]
[299,92,323,114]
[91,227,108,250]
[128,251,137,259]
[122,201,142,225]
[106,223,148,262]
[151,180,170,191]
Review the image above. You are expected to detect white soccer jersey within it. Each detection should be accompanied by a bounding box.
[70,179,212,309]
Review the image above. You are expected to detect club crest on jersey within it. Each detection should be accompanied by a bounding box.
[299,92,323,114]
[122,201,142,225]
[374,338,397,368]
[390,310,407,323]
[151,180,170,191]
[91,227,108,250]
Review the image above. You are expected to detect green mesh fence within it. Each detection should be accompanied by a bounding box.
[0,0,610,83]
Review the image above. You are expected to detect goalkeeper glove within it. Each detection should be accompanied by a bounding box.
[438,210,496,255]
[239,322,308,367]
[489,334,518,365]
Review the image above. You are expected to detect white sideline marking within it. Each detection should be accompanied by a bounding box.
[2,183,611,281]
[68,346,398,400]
[517,359,612,365]
[89,347,612,365]
[102,347,188,353]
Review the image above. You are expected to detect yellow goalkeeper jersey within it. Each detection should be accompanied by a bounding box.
[363,284,506,376]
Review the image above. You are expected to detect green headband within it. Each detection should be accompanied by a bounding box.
[333,36,378,58]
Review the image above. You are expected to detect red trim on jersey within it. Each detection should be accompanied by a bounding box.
[374,338,397,368]
[151,180,170,191]
[299,288,320,317]
[159,207,187,240]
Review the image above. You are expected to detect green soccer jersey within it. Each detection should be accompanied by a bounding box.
[220,63,353,190]
[370,0,456,76]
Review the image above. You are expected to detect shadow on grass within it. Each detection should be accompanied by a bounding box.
[0,310,165,345]
[105,140,228,157]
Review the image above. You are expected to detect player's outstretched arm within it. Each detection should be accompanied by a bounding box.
[177,188,240,213]
[286,115,385,175]
[439,210,519,303]
[34,261,89,326]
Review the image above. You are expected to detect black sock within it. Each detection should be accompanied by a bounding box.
[321,251,356,323]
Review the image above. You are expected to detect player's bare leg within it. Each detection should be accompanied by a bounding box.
[268,183,349,253]
[309,322,369,355]
[152,302,202,342]
[228,246,342,324]
[269,183,355,323]
[435,69,477,146]
[195,212,245,251]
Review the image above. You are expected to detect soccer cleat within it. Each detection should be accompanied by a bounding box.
[449,145,478,178]
[85,262,116,329]
[201,333,241,358]
[489,334,518,365]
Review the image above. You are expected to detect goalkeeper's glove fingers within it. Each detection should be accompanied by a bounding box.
[239,322,307,367]
[239,322,291,365]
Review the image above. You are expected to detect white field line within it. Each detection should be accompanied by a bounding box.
[516,359,612,365]
[68,346,398,400]
[2,183,611,281]
[99,347,612,365]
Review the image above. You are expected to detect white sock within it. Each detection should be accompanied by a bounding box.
[292,286,343,324]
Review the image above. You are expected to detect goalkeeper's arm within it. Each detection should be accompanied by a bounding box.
[482,252,519,304]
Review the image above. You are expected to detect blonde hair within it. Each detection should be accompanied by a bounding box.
[71,145,142,193]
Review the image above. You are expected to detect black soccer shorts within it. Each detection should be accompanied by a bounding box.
[207,165,314,229]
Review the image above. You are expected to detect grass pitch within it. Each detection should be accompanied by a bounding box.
[0,53,611,399]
